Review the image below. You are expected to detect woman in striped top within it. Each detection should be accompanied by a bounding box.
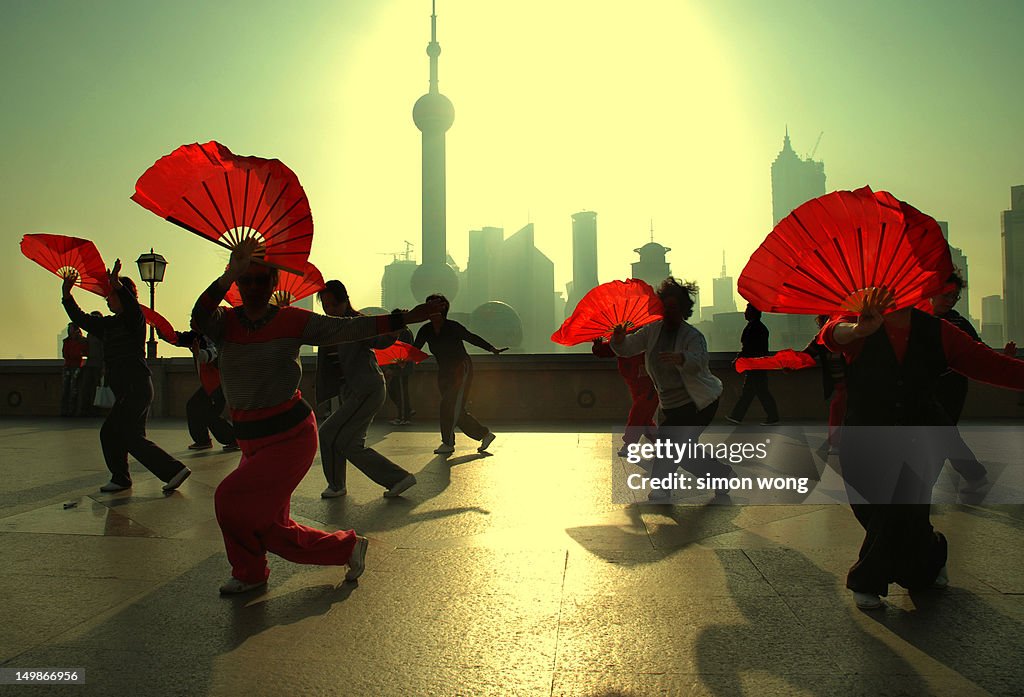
[192,240,442,595]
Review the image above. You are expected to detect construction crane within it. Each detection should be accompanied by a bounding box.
[377,241,417,264]
[807,131,823,161]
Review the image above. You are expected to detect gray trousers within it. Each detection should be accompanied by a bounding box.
[318,381,409,491]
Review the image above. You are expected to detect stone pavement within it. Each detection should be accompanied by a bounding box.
[1,418,1022,697]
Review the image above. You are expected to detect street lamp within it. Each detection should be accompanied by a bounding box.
[136,248,167,360]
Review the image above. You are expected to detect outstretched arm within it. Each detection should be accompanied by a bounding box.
[943,322,1024,389]
[61,272,103,334]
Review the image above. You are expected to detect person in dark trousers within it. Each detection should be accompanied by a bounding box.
[316,281,416,499]
[727,304,780,425]
[823,296,1024,610]
[77,313,105,416]
[61,263,191,493]
[61,323,88,416]
[592,336,658,456]
[801,315,848,454]
[612,278,735,501]
[412,294,507,456]
[385,324,416,425]
[191,239,442,594]
[173,329,238,452]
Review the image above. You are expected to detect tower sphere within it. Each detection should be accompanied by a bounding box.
[410,261,459,302]
[413,93,455,133]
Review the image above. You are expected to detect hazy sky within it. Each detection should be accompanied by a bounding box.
[3,0,1022,358]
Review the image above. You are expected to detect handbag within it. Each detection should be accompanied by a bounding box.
[93,377,116,409]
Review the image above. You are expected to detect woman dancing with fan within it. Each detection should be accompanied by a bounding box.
[315,281,417,499]
[412,294,507,456]
[739,186,1024,610]
[61,263,191,493]
[612,278,735,501]
[192,241,443,594]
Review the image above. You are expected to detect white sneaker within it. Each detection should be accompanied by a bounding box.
[434,443,455,455]
[933,565,949,589]
[162,467,192,492]
[219,577,267,595]
[853,591,883,609]
[321,486,347,499]
[399,419,412,425]
[389,418,403,426]
[99,480,131,493]
[725,416,742,425]
[345,536,369,581]
[384,474,416,498]
[478,432,496,453]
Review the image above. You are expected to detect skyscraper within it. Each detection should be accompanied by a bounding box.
[567,211,599,313]
[493,224,555,353]
[771,128,826,227]
[938,221,972,322]
[981,294,1005,347]
[410,1,459,302]
[382,258,418,311]
[1001,185,1024,343]
[464,226,504,310]
[712,252,737,314]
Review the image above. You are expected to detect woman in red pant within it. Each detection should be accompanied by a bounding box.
[592,337,657,456]
[192,240,441,594]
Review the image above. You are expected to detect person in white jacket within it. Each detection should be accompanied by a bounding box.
[612,278,734,500]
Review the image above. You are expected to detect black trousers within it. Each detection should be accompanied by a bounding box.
[61,367,81,416]
[387,371,412,420]
[728,371,779,422]
[186,386,236,446]
[935,377,987,481]
[651,399,732,479]
[100,377,185,485]
[438,360,488,446]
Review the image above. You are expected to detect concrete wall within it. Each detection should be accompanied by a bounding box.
[2,355,1022,422]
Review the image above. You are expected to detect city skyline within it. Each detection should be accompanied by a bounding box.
[3,0,1023,358]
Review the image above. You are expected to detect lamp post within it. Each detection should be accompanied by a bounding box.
[136,248,167,360]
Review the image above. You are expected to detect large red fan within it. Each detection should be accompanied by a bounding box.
[223,260,325,307]
[735,349,817,373]
[375,341,430,366]
[21,234,111,296]
[140,306,178,344]
[738,186,953,315]
[132,141,313,274]
[551,279,664,346]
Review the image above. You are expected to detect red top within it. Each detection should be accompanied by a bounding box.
[593,340,650,385]
[821,316,1024,389]
[62,336,87,368]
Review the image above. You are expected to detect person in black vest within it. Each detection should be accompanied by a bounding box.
[930,272,1017,493]
[61,263,190,493]
[823,295,1024,610]
[726,304,779,425]
[412,294,507,456]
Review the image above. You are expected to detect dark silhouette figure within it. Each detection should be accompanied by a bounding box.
[60,323,88,416]
[727,304,779,425]
[173,329,237,451]
[77,312,105,416]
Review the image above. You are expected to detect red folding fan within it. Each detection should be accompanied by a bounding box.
[551,279,664,346]
[738,186,953,315]
[223,260,325,307]
[21,233,111,296]
[375,341,430,366]
[132,141,313,274]
[140,306,178,344]
[735,349,817,373]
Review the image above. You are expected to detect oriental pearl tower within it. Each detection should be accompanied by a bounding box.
[410,0,459,302]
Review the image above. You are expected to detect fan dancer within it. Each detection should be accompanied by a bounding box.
[823,294,1024,609]
[612,278,736,501]
[592,336,657,456]
[800,315,848,455]
[61,264,190,493]
[60,324,89,416]
[929,272,1015,493]
[316,282,417,499]
[412,294,507,456]
[172,329,238,452]
[726,304,780,426]
[192,240,442,594]
[386,323,416,425]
